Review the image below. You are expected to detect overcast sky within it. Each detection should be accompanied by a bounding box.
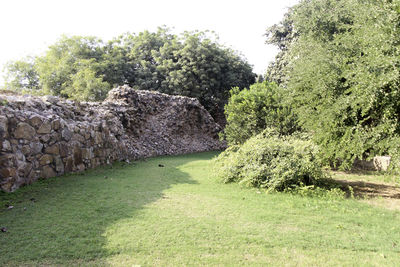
[0,0,299,84]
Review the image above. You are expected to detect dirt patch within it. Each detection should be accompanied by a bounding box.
[336,179,400,199]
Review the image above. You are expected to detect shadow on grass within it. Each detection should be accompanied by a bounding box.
[0,152,211,265]
[335,179,400,199]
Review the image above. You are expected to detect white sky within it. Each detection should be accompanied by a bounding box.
[0,0,299,85]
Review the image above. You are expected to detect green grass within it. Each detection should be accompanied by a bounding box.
[1,151,399,266]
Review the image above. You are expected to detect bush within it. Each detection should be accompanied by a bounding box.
[214,129,325,191]
[222,82,299,146]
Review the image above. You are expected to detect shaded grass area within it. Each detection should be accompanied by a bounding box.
[1,151,400,266]
[332,171,400,199]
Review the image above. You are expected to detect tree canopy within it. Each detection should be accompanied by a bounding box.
[3,28,255,120]
[267,0,400,168]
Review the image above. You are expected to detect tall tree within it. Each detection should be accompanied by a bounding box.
[272,0,400,167]
[265,9,296,86]
[35,35,106,98]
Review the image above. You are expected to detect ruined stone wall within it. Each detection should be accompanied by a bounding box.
[0,86,224,192]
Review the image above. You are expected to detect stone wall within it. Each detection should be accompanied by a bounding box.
[0,86,224,192]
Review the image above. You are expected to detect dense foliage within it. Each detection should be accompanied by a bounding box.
[265,10,296,86]
[222,81,299,145]
[215,129,325,191]
[267,0,400,168]
[3,28,255,119]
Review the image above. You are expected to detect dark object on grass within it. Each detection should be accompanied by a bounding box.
[1,227,7,232]
[158,164,165,167]
[104,176,108,179]
[30,198,36,202]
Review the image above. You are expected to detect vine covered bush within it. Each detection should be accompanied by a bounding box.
[214,129,326,191]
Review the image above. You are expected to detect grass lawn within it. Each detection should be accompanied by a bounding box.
[1,151,399,266]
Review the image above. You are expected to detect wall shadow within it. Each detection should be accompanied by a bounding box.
[0,152,214,265]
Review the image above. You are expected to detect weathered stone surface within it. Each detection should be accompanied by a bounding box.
[41,165,56,179]
[64,156,74,172]
[353,156,392,171]
[72,133,85,143]
[52,119,61,130]
[0,154,15,166]
[73,147,83,165]
[40,134,51,143]
[54,156,64,173]
[59,143,69,158]
[37,121,52,134]
[21,163,32,177]
[0,85,224,192]
[39,154,53,165]
[14,122,35,139]
[45,144,59,155]
[0,115,8,138]
[374,156,391,171]
[0,168,16,178]
[76,164,85,172]
[1,178,14,192]
[21,145,31,155]
[1,140,11,152]
[82,148,93,160]
[29,115,43,128]
[61,127,72,141]
[30,142,43,154]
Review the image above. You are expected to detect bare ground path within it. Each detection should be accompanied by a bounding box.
[332,171,400,210]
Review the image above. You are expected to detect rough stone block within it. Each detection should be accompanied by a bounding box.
[59,143,69,158]
[0,115,8,138]
[0,168,16,178]
[373,156,391,171]
[41,165,56,179]
[45,144,59,155]
[1,140,11,152]
[21,145,31,155]
[29,115,43,128]
[39,154,53,165]
[54,156,64,173]
[30,142,43,154]
[73,147,83,165]
[61,127,72,141]
[52,119,61,130]
[64,156,74,172]
[37,121,52,134]
[14,122,35,140]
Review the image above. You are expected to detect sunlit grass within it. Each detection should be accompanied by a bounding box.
[1,152,399,266]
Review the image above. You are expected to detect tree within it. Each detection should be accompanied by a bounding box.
[4,29,255,119]
[156,31,255,120]
[265,9,296,86]
[62,60,110,101]
[272,0,400,168]
[35,35,106,99]
[3,57,39,91]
